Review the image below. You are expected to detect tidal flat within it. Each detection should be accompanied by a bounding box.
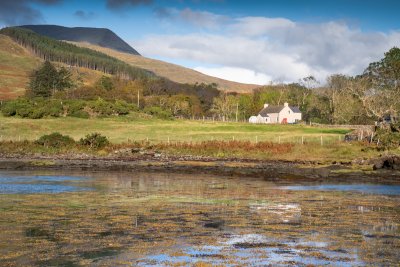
[0,170,399,266]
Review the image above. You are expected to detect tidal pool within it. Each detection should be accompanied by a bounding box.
[0,170,399,266]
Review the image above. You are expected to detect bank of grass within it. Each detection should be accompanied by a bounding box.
[0,114,392,162]
[0,114,349,144]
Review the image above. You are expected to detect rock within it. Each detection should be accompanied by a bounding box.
[131,148,141,153]
[372,155,400,170]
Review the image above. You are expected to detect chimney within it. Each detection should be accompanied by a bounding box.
[264,103,269,108]
[284,102,289,107]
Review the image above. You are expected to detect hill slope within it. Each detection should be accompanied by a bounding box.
[0,34,40,99]
[70,42,258,92]
[19,25,140,55]
[0,34,106,99]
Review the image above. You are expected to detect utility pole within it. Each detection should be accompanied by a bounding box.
[137,90,140,108]
[235,102,239,122]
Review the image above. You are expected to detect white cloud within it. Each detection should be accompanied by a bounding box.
[132,11,400,84]
[194,66,272,85]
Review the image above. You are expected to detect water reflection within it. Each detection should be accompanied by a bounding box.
[281,184,400,195]
[0,170,399,266]
[0,174,89,194]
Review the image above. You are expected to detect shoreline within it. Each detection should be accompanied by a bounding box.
[1,155,399,184]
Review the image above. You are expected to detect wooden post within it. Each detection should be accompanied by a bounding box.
[232,136,235,141]
[320,135,323,146]
[235,102,238,122]
[360,130,363,141]
[146,137,149,142]
[278,136,281,144]
[137,90,140,108]
[301,136,304,145]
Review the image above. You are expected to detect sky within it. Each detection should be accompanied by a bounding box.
[0,0,399,85]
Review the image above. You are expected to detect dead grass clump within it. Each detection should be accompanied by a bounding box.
[156,140,293,154]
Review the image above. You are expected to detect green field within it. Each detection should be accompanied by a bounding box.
[0,114,350,144]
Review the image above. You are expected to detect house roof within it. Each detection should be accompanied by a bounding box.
[290,106,301,113]
[259,106,284,116]
[258,105,301,116]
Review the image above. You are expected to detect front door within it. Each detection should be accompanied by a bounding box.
[282,118,287,124]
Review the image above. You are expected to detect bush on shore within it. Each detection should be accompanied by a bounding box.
[35,133,75,148]
[79,133,109,149]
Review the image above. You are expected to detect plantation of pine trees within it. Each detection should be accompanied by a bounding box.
[0,27,154,80]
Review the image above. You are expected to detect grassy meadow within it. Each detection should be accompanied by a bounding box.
[1,114,385,162]
[0,114,350,144]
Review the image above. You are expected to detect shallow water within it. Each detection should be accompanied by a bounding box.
[281,184,400,196]
[0,174,89,194]
[0,170,399,266]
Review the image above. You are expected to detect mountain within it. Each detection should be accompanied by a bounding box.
[0,25,257,97]
[70,42,258,92]
[19,24,257,92]
[19,25,140,55]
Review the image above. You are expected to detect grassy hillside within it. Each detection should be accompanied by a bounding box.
[0,34,40,99]
[71,42,258,93]
[0,34,116,99]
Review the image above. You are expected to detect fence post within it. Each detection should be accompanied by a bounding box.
[320,135,323,146]
[302,136,304,145]
[278,136,281,144]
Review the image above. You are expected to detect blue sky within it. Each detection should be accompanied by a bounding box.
[1,0,399,84]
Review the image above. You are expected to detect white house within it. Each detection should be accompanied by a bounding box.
[249,102,302,124]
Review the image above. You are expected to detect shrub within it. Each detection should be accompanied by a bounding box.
[16,103,35,118]
[35,132,75,148]
[113,100,131,115]
[43,101,63,117]
[89,98,114,116]
[1,101,18,116]
[374,123,400,148]
[29,108,45,119]
[69,110,90,119]
[79,133,109,149]
[67,100,86,112]
[143,106,173,120]
[1,98,63,118]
